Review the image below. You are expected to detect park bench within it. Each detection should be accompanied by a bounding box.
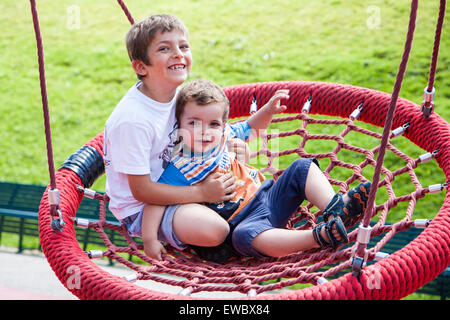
[0,181,448,299]
[0,181,136,256]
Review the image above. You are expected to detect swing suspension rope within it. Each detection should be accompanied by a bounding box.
[31,0,449,299]
[30,0,64,232]
[421,0,446,117]
[352,0,418,276]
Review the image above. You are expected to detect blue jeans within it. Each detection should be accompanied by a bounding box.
[229,158,318,257]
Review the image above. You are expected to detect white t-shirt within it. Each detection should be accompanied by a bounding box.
[104,82,178,220]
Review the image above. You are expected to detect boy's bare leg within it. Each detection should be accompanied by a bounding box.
[251,228,316,257]
[305,161,351,209]
[172,203,230,247]
[251,225,346,257]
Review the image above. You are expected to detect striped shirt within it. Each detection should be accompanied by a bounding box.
[158,121,265,220]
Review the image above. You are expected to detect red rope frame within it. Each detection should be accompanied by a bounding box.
[38,80,450,300]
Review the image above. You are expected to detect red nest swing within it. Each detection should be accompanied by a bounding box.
[33,0,449,299]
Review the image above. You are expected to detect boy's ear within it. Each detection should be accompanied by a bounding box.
[131,60,147,78]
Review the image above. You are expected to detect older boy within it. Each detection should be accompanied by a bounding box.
[104,15,247,256]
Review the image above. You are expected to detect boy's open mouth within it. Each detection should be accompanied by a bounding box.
[168,64,186,70]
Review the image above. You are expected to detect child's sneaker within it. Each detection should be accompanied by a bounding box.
[312,216,348,250]
[322,181,372,228]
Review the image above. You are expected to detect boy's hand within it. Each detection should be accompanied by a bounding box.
[199,172,236,203]
[247,89,290,141]
[264,89,289,115]
[143,238,167,261]
[227,138,250,163]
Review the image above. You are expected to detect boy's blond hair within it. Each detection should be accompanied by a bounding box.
[126,14,188,79]
[176,79,230,123]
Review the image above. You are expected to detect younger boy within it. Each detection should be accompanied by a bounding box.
[104,15,247,256]
[141,79,371,261]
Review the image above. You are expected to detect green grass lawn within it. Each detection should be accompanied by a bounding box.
[0,0,448,299]
[0,0,448,186]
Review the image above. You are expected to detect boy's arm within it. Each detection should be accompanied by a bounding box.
[247,89,290,141]
[127,172,236,205]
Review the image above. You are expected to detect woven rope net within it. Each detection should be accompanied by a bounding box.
[38,80,450,300]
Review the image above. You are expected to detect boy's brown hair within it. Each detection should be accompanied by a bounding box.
[126,14,188,79]
[176,79,230,123]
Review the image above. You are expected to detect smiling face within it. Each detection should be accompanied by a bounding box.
[178,100,226,154]
[127,15,193,101]
[134,29,192,91]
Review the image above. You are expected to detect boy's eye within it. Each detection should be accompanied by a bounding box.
[158,46,169,51]
[189,121,201,126]
[210,122,221,127]
[180,44,190,50]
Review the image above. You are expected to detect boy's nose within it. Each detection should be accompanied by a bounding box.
[173,47,183,58]
[193,124,210,136]
[195,125,207,135]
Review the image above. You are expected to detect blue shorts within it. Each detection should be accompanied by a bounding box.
[121,204,187,251]
[229,158,318,258]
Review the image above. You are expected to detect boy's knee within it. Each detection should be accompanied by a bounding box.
[201,219,230,246]
[214,220,230,244]
[231,224,251,247]
[287,158,319,179]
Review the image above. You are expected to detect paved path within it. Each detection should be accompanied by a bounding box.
[0,247,77,299]
[0,247,280,300]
